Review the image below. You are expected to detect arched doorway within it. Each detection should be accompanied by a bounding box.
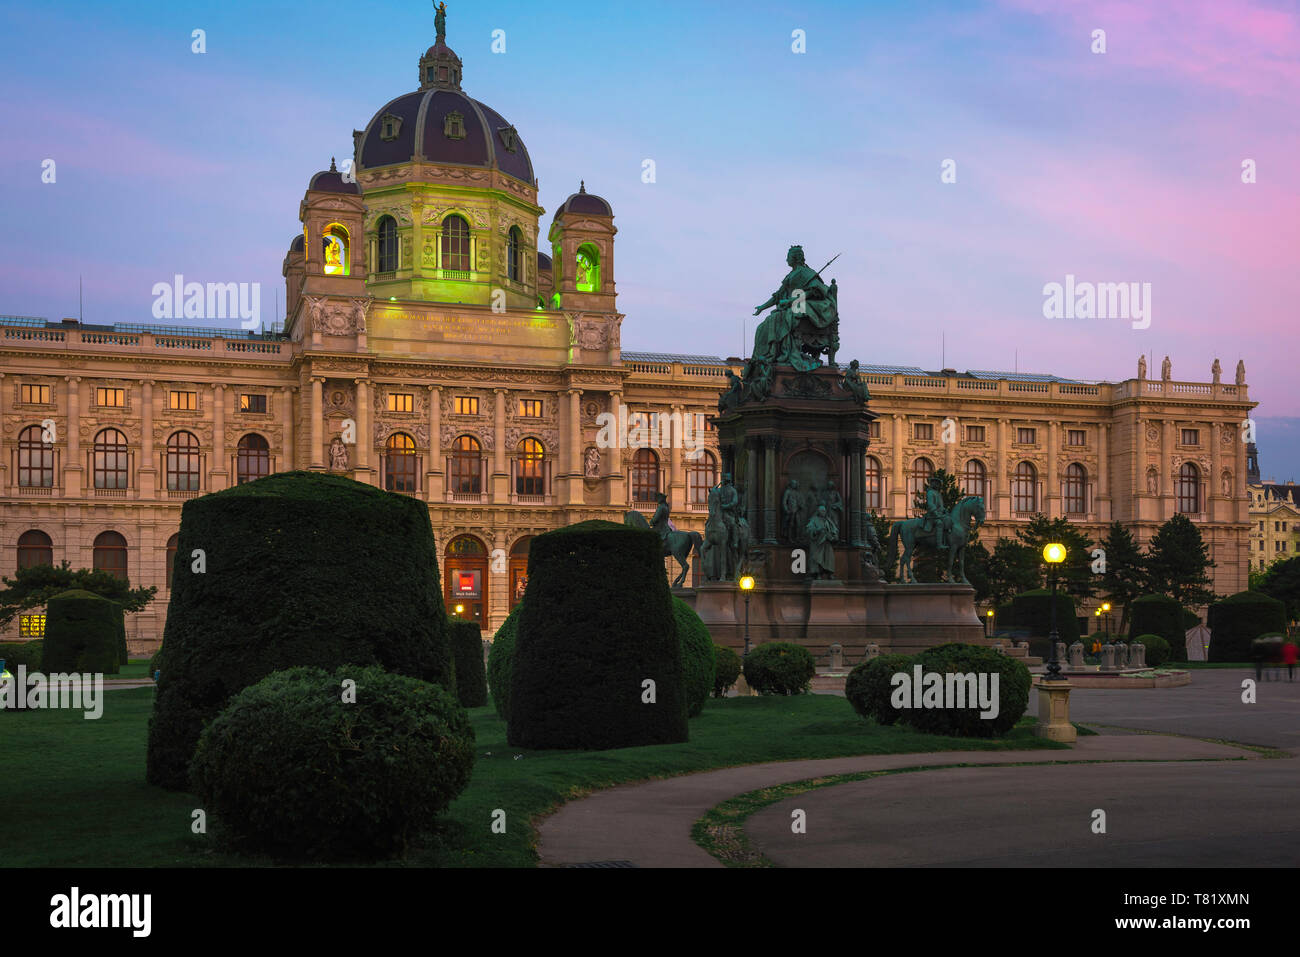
[445,535,488,625]
[509,536,531,609]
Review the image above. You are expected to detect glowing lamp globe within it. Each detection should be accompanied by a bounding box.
[1043,543,1066,565]
[739,576,755,592]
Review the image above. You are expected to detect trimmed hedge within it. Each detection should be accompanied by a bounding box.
[41,590,121,675]
[845,653,913,725]
[487,604,523,722]
[901,643,1030,737]
[147,472,452,790]
[1005,590,1079,644]
[0,640,44,673]
[1129,594,1187,663]
[672,598,713,718]
[712,644,742,698]
[448,619,487,709]
[1132,633,1171,667]
[114,605,129,667]
[508,520,687,750]
[1208,591,1286,663]
[743,642,816,696]
[190,665,474,860]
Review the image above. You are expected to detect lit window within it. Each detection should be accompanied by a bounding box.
[575,244,600,292]
[384,433,418,493]
[1017,427,1036,445]
[454,396,479,415]
[19,614,45,639]
[516,438,544,496]
[914,423,934,441]
[519,399,542,418]
[240,394,267,414]
[20,384,51,404]
[451,436,481,493]
[966,425,986,443]
[96,387,125,408]
[169,390,197,411]
[388,393,414,413]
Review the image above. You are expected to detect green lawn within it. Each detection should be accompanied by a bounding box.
[1,688,1064,868]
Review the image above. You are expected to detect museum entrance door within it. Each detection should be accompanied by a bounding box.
[445,535,488,626]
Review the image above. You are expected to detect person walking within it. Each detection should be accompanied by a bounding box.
[1282,641,1298,682]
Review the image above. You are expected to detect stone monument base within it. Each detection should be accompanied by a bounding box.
[673,581,988,662]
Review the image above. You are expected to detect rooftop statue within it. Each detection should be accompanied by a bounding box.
[751,246,840,372]
[434,1,447,41]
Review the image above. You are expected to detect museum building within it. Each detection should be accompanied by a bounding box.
[0,24,1256,650]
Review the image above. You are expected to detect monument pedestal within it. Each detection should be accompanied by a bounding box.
[1034,680,1077,742]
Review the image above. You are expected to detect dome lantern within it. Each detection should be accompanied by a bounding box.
[419,1,463,91]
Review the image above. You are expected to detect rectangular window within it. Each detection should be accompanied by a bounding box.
[19,614,45,639]
[1017,427,1036,444]
[1275,522,1280,532]
[1067,429,1086,446]
[869,421,881,439]
[96,387,125,408]
[1181,428,1200,446]
[455,396,479,415]
[169,390,197,411]
[240,394,268,414]
[914,423,934,440]
[387,393,414,413]
[693,413,715,433]
[20,384,51,404]
[518,399,543,418]
[965,425,986,443]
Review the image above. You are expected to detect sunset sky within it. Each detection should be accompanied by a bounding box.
[2,0,1297,474]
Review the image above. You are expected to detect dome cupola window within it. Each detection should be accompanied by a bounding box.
[498,125,519,153]
[380,113,403,142]
[444,110,466,140]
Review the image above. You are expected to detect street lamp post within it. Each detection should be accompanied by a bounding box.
[1043,543,1066,681]
[454,604,464,619]
[985,608,993,637]
[739,576,755,656]
[1102,602,1112,640]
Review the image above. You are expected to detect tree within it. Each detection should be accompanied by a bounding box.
[1097,522,1147,634]
[1015,515,1096,600]
[964,539,992,603]
[869,512,896,583]
[1144,513,1217,608]
[0,562,156,629]
[1257,556,1300,622]
[985,538,1040,607]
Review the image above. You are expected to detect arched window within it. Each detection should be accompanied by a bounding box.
[377,216,398,273]
[1063,463,1087,514]
[575,242,600,292]
[908,457,934,513]
[93,428,130,490]
[18,425,54,488]
[1177,462,1201,514]
[689,451,717,505]
[632,448,659,503]
[17,530,53,569]
[93,531,128,580]
[864,456,882,510]
[236,433,270,485]
[166,533,179,590]
[1013,461,1038,514]
[323,224,349,276]
[962,459,987,499]
[384,432,418,492]
[442,215,470,273]
[507,226,522,282]
[451,435,481,494]
[516,437,544,496]
[166,431,201,492]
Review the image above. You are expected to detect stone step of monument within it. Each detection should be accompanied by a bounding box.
[811,673,849,693]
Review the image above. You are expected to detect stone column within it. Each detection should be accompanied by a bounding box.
[606,390,626,504]
[1234,417,1247,524]
[0,373,5,490]
[1098,423,1111,521]
[492,388,508,501]
[943,417,955,473]
[139,379,156,498]
[65,376,82,496]
[1046,421,1058,518]
[996,418,1009,520]
[281,386,295,471]
[211,383,228,490]
[891,413,906,516]
[1160,417,1172,520]
[354,378,371,477]
[310,377,324,469]
[427,385,443,500]
[745,436,760,535]
[1209,419,1222,520]
[669,403,685,504]
[762,435,779,544]
[567,388,583,505]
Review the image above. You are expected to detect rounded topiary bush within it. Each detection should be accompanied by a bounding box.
[1007,590,1080,644]
[0,640,44,674]
[898,643,1030,737]
[41,590,121,675]
[1208,591,1286,663]
[845,653,913,724]
[190,664,474,860]
[712,644,742,698]
[743,642,815,696]
[1129,595,1187,662]
[147,471,452,790]
[508,520,686,750]
[114,606,129,667]
[448,618,487,708]
[1132,633,1171,667]
[487,604,522,722]
[672,598,713,718]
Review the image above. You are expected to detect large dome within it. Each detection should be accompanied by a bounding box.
[357,88,535,185]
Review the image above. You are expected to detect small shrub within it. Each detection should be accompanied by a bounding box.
[672,599,713,717]
[41,590,120,675]
[0,640,44,673]
[1208,591,1286,662]
[743,642,815,696]
[845,653,912,724]
[487,604,523,722]
[1131,633,1171,667]
[448,619,487,708]
[898,643,1030,737]
[712,644,742,698]
[189,665,474,861]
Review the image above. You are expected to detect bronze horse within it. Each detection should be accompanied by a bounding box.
[624,510,702,588]
[889,495,985,584]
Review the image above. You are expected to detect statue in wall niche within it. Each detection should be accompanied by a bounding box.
[781,479,802,542]
[1161,356,1171,381]
[1236,359,1246,386]
[821,479,844,542]
[584,446,601,478]
[1221,470,1233,498]
[805,505,838,580]
[1146,467,1159,494]
[1211,358,1222,384]
[1137,354,1146,379]
[329,437,349,470]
